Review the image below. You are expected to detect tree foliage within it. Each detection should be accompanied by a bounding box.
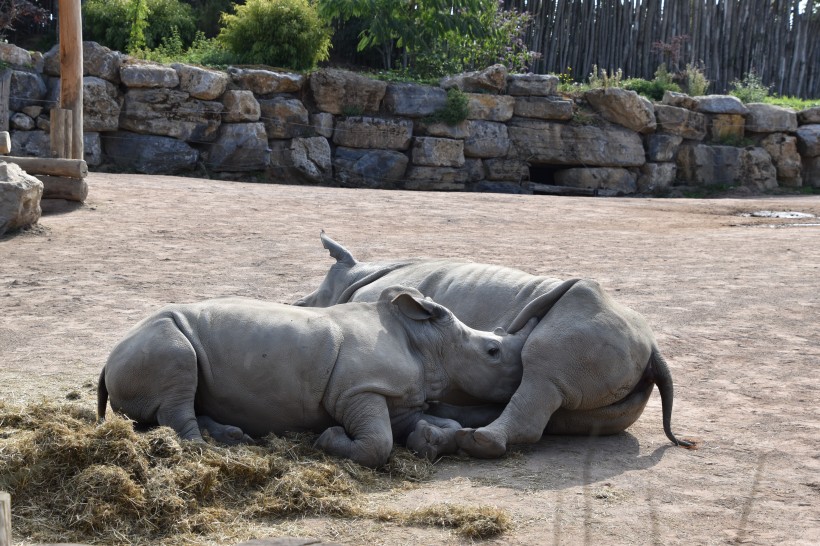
[217,0,330,70]
[83,0,197,53]
[0,0,48,40]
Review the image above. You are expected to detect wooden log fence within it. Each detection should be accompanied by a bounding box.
[504,0,819,98]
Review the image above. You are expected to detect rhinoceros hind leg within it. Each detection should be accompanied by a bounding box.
[314,393,393,467]
[158,404,202,443]
[197,415,254,445]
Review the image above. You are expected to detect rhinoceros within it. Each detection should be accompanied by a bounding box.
[97,286,535,467]
[294,233,693,459]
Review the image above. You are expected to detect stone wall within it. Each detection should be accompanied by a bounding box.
[2,41,818,194]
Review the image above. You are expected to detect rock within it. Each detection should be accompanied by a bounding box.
[484,158,529,181]
[440,64,508,94]
[10,113,35,131]
[708,114,745,141]
[333,147,409,189]
[83,132,103,167]
[740,147,778,190]
[471,179,530,194]
[508,119,645,167]
[206,123,269,172]
[415,120,470,139]
[761,133,802,187]
[103,131,199,174]
[803,156,820,187]
[585,88,656,133]
[645,134,683,162]
[44,42,122,82]
[21,105,42,119]
[83,76,122,132]
[745,103,798,133]
[412,137,464,167]
[0,131,9,154]
[0,161,43,236]
[384,83,448,117]
[36,115,49,131]
[228,67,305,95]
[513,97,574,121]
[638,163,677,193]
[258,97,310,139]
[463,120,509,158]
[119,89,222,142]
[696,95,749,115]
[173,64,228,100]
[310,113,334,138]
[403,166,470,191]
[333,117,413,150]
[655,104,708,140]
[290,137,333,184]
[798,107,820,125]
[9,70,47,111]
[310,68,387,115]
[554,167,638,194]
[662,91,699,111]
[10,130,49,157]
[120,62,180,88]
[467,93,515,121]
[35,175,89,201]
[0,43,33,67]
[506,73,559,96]
[676,143,776,189]
[221,90,261,123]
[796,124,820,157]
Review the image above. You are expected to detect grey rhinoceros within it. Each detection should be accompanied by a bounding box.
[294,233,693,459]
[97,286,535,467]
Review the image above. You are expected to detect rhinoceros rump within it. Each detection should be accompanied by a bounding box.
[98,286,534,467]
[295,233,694,459]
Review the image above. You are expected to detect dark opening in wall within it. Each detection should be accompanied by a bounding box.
[528,164,562,186]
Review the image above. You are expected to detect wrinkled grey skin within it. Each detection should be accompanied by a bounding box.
[295,233,692,459]
[98,286,534,468]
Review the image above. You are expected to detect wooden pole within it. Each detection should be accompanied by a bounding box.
[50,108,73,159]
[58,0,84,161]
[0,70,10,133]
[1,156,88,179]
[0,491,10,546]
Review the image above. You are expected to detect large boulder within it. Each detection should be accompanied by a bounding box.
[221,90,261,123]
[83,76,122,132]
[798,107,820,125]
[441,64,508,94]
[654,104,708,140]
[415,120,470,139]
[708,114,745,141]
[10,113,35,131]
[403,162,482,191]
[10,130,49,157]
[466,93,515,121]
[0,43,33,67]
[796,125,820,157]
[554,167,638,195]
[206,123,269,172]
[290,137,333,184]
[120,62,180,88]
[585,88,656,133]
[745,103,798,133]
[411,137,464,167]
[506,73,559,97]
[484,158,529,182]
[43,41,122,82]
[662,91,698,111]
[761,133,803,187]
[677,143,776,189]
[333,147,409,189]
[463,121,509,158]
[119,89,222,142]
[508,119,645,167]
[803,157,820,187]
[513,97,573,121]
[638,163,677,193]
[258,97,310,139]
[333,117,413,150]
[696,95,749,115]
[310,68,387,115]
[173,64,228,100]
[228,67,304,95]
[103,131,199,174]
[0,161,43,236]
[384,83,447,117]
[9,71,47,112]
[645,134,683,162]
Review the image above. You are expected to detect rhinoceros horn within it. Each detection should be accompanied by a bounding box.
[321,230,356,266]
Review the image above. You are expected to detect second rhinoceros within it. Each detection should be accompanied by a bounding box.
[295,233,694,459]
[98,286,535,467]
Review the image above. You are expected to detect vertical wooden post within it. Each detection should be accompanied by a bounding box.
[0,70,11,133]
[50,108,73,159]
[58,0,84,160]
[0,491,10,546]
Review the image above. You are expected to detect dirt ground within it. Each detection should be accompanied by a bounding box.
[2,173,819,545]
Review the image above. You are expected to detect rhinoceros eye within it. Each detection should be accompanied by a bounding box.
[487,346,500,358]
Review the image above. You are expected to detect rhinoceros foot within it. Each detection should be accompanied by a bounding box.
[455,427,507,458]
[406,420,458,461]
[197,415,254,445]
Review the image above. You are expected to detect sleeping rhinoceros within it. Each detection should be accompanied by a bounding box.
[294,233,693,459]
[97,286,535,467]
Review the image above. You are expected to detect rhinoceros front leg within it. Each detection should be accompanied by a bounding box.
[196,415,254,445]
[405,415,462,461]
[315,392,394,468]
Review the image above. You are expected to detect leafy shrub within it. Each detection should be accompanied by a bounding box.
[426,88,470,125]
[83,0,197,53]
[683,62,710,96]
[218,0,331,70]
[623,64,682,100]
[588,64,623,89]
[730,70,771,103]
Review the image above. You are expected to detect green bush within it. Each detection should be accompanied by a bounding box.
[426,88,470,125]
[683,62,710,96]
[83,0,197,53]
[218,0,331,70]
[730,70,771,103]
[623,64,682,100]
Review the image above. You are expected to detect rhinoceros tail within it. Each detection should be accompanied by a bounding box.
[97,367,109,422]
[650,346,696,448]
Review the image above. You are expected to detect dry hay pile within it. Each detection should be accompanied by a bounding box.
[0,400,510,544]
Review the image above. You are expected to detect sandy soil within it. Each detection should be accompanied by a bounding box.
[2,173,819,545]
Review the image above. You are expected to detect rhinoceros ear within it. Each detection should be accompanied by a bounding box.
[392,292,444,321]
[320,231,356,266]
